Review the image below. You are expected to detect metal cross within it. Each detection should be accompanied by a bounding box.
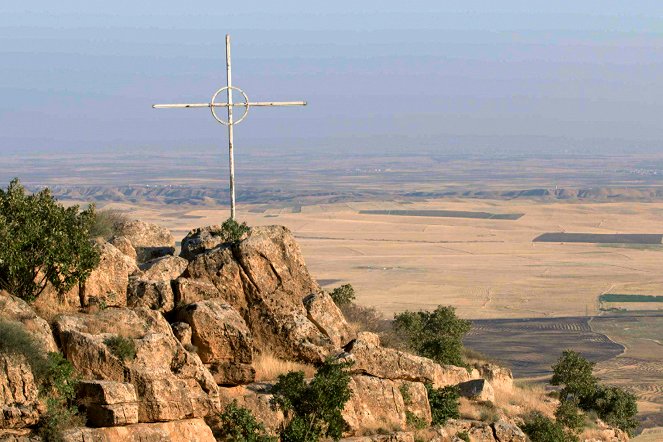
[152,34,307,219]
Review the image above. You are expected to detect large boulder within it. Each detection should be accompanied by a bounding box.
[457,379,495,403]
[114,220,175,264]
[492,420,527,442]
[62,418,215,442]
[172,278,221,306]
[175,300,254,385]
[303,292,355,348]
[476,364,513,391]
[342,375,408,434]
[184,226,335,363]
[53,308,220,423]
[180,225,228,260]
[213,384,285,435]
[139,256,188,282]
[341,333,471,388]
[77,380,139,427]
[109,236,137,262]
[127,278,174,312]
[81,242,139,308]
[0,354,41,430]
[0,291,57,353]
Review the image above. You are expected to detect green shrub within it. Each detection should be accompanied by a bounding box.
[0,179,100,301]
[554,399,585,432]
[329,284,356,307]
[426,384,460,426]
[551,350,598,405]
[271,358,353,441]
[405,410,427,430]
[456,431,470,442]
[221,218,250,243]
[0,319,49,378]
[592,385,638,435]
[394,306,471,367]
[104,336,136,361]
[521,412,578,442]
[38,352,82,442]
[89,209,128,240]
[213,400,276,442]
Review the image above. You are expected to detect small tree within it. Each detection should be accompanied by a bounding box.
[329,284,356,307]
[214,400,276,442]
[0,179,100,301]
[592,385,639,435]
[271,359,352,441]
[221,218,250,243]
[551,350,598,405]
[426,384,460,425]
[554,399,584,433]
[394,306,471,367]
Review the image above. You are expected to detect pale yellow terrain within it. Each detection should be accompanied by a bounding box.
[101,198,663,320]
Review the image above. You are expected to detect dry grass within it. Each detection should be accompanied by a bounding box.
[253,351,316,382]
[492,381,557,419]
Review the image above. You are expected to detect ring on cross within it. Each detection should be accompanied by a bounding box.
[210,86,250,126]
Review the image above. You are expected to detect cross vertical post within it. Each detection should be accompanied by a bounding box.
[225,34,236,219]
[152,35,307,220]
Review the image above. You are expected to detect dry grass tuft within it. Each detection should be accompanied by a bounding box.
[253,351,316,382]
[493,381,557,419]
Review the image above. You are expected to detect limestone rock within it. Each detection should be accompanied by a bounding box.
[139,256,188,282]
[176,300,252,365]
[342,332,471,388]
[304,292,355,348]
[477,364,513,391]
[180,225,228,260]
[342,375,407,434]
[172,278,221,306]
[207,362,255,386]
[399,381,432,427]
[0,354,41,429]
[127,278,174,312]
[62,418,215,442]
[53,308,220,423]
[81,242,139,308]
[458,379,495,403]
[77,380,139,427]
[115,220,175,263]
[0,291,57,353]
[492,420,526,442]
[109,236,137,262]
[340,433,416,442]
[185,226,334,363]
[445,419,496,442]
[171,322,192,347]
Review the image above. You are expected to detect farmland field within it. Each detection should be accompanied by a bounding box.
[534,233,663,244]
[359,209,524,220]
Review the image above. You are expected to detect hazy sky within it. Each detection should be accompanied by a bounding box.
[1,2,663,155]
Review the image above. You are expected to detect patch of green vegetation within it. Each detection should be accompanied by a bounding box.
[0,179,100,301]
[89,209,128,240]
[221,218,250,243]
[405,410,427,430]
[329,284,356,307]
[551,350,638,435]
[426,384,460,426]
[522,412,578,442]
[271,358,353,441]
[104,336,136,361]
[599,294,663,303]
[394,305,471,367]
[213,400,276,442]
[456,431,470,442]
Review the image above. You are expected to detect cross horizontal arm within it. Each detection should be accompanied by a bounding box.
[152,101,307,109]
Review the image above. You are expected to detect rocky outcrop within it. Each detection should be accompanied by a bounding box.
[0,354,40,430]
[185,226,334,363]
[81,242,139,308]
[304,292,355,348]
[172,278,221,306]
[175,300,254,385]
[214,383,285,434]
[53,308,220,423]
[476,364,513,391]
[458,379,495,403]
[493,420,527,442]
[127,278,174,312]
[180,225,228,261]
[77,380,139,427]
[62,418,215,442]
[0,291,57,353]
[109,236,137,262]
[115,220,175,264]
[139,256,188,282]
[341,332,471,388]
